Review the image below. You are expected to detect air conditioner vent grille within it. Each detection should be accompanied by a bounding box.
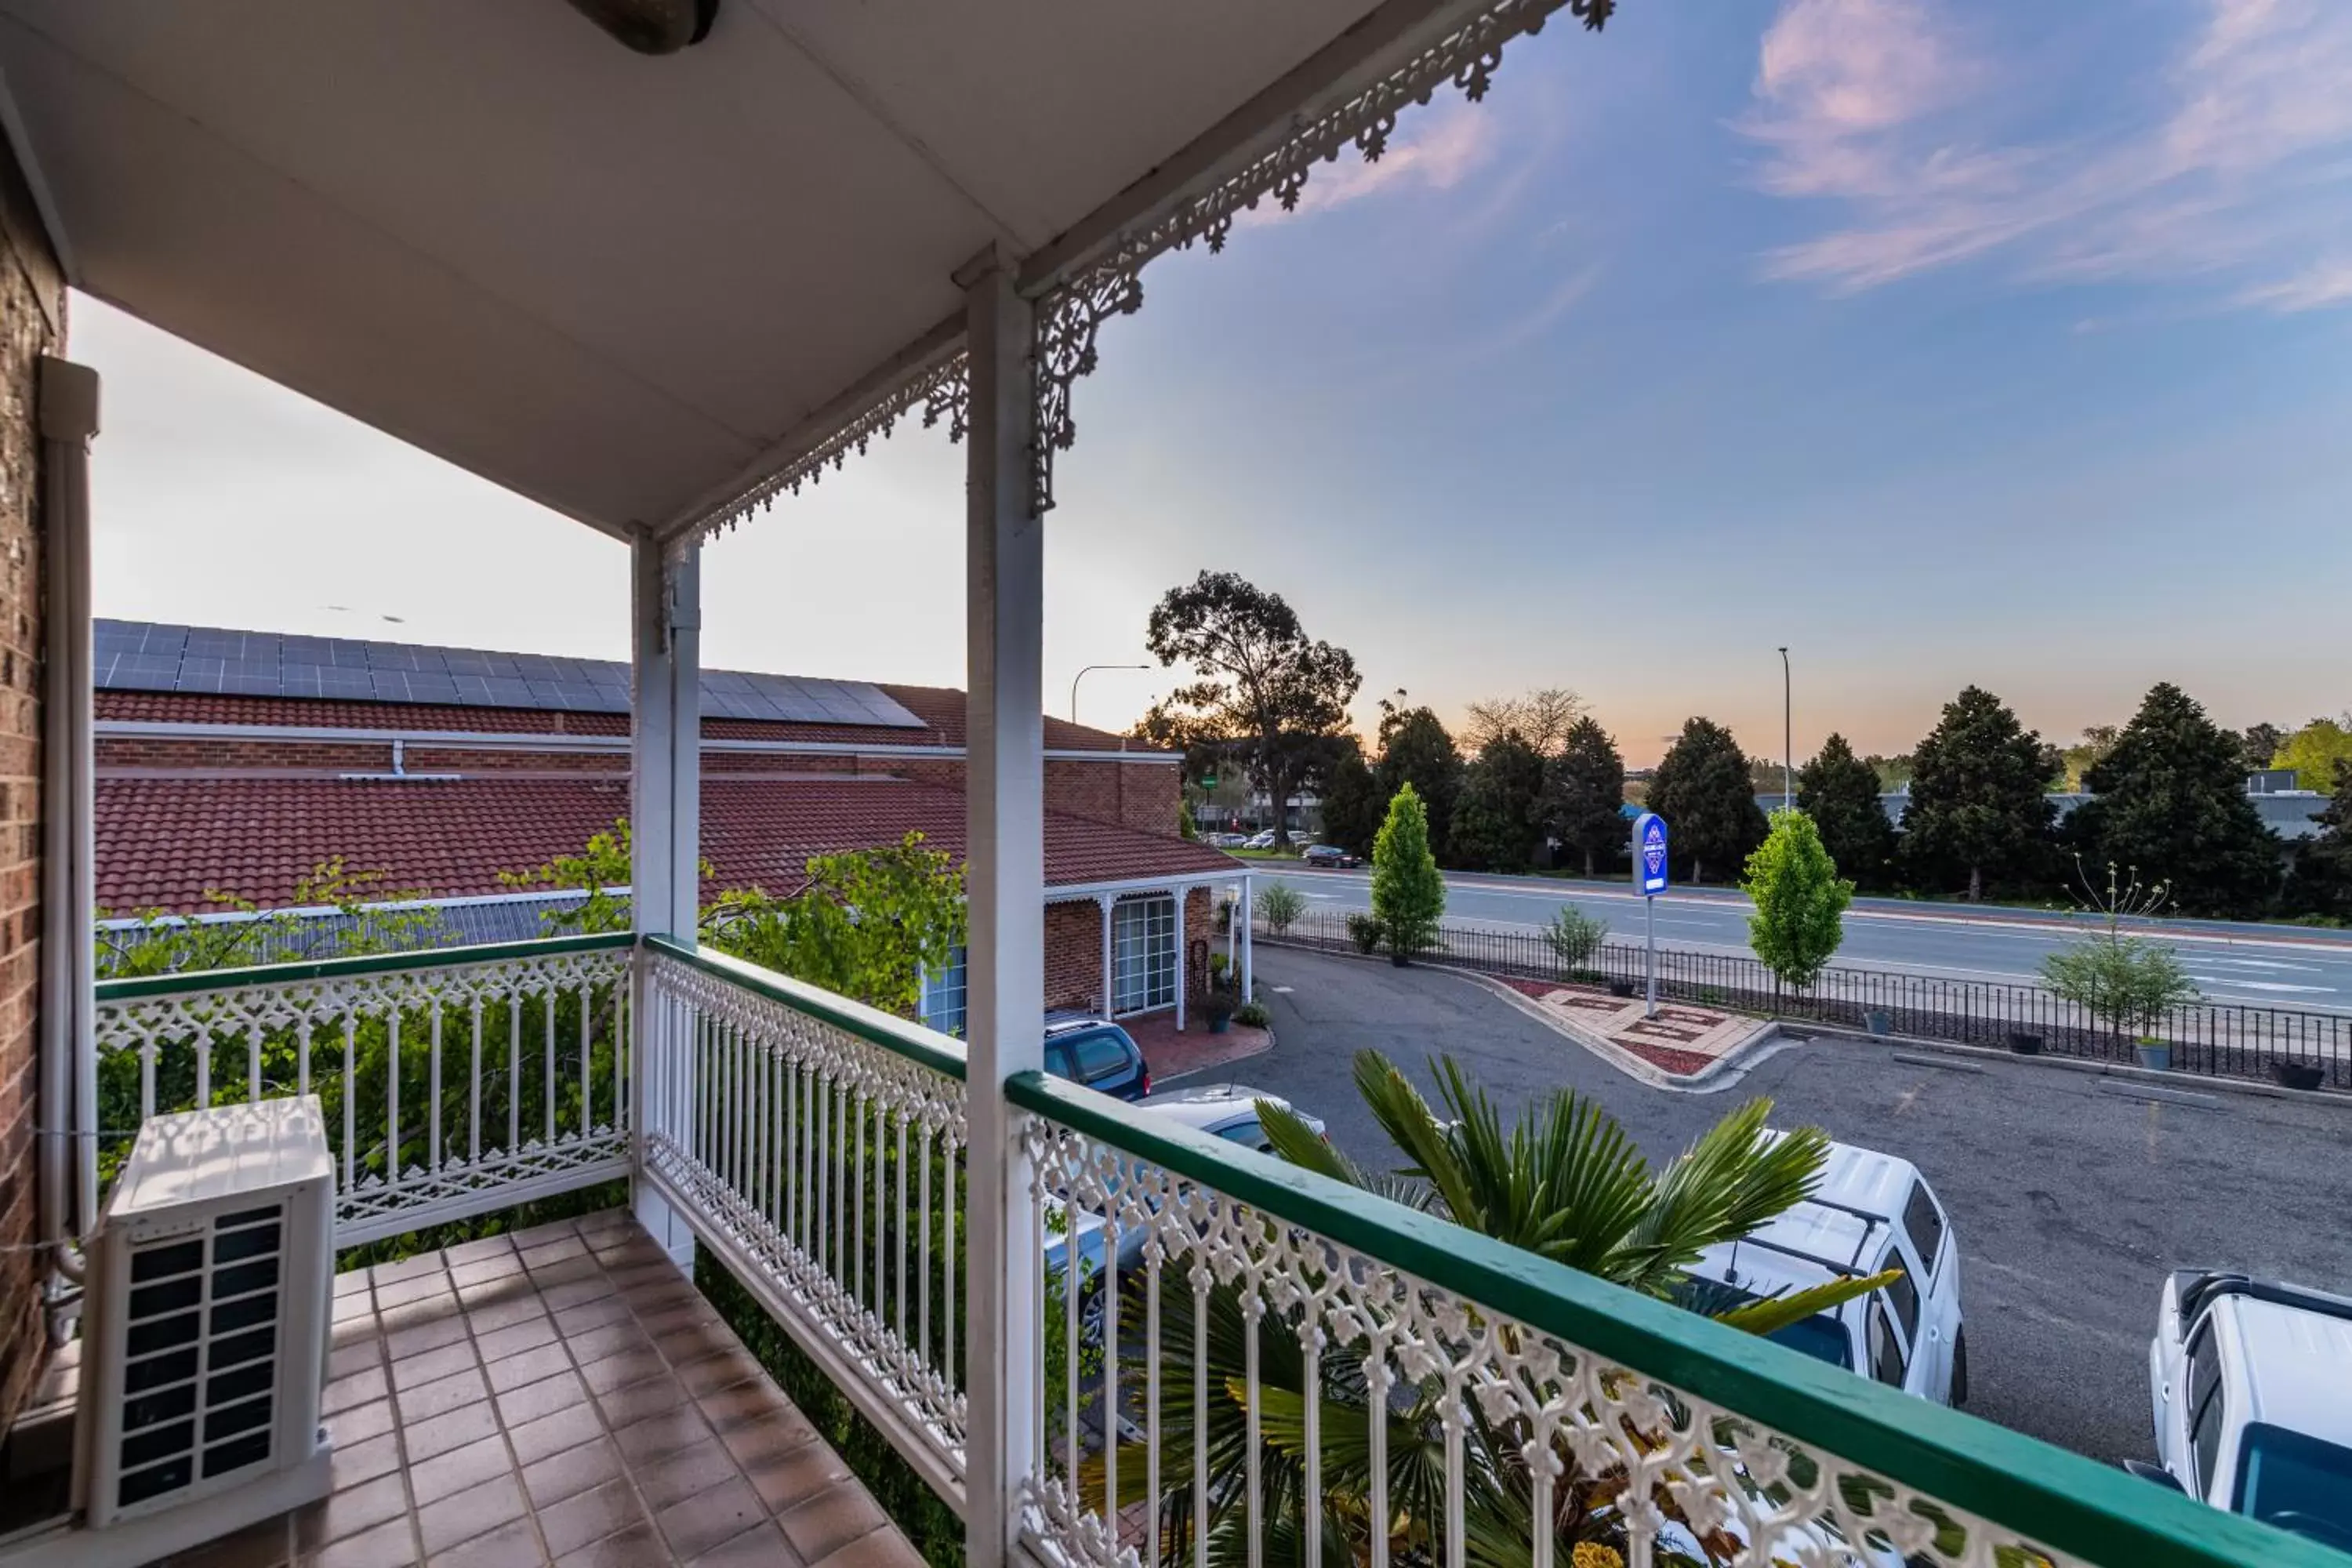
[112,1204,287,1514]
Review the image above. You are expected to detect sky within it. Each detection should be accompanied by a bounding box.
[78,0,2352,768]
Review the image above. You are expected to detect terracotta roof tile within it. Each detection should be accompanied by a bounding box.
[96,775,1239,915]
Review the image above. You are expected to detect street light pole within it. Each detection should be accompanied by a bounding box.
[1069,663,1150,724]
[1777,646,1792,812]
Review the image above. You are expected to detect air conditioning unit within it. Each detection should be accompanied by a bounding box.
[27,1098,336,1568]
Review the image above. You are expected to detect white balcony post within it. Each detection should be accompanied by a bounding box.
[630,532,701,1265]
[1098,894,1116,1016]
[1173,886,1187,1030]
[962,254,1044,1568]
[38,358,99,1258]
[1240,874,1254,1000]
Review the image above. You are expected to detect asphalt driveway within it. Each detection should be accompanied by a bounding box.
[1220,946,2352,1463]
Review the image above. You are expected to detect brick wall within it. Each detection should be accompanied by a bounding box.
[0,129,60,1437]
[1044,899,1103,1014]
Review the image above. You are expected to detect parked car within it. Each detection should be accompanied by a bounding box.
[1241,829,1297,850]
[1042,1014,1150,1102]
[1206,831,1250,848]
[2137,1270,2352,1549]
[1299,843,1359,868]
[1044,1084,1326,1334]
[1680,1138,1965,1406]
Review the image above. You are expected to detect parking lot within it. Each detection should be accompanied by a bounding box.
[1222,946,2352,1463]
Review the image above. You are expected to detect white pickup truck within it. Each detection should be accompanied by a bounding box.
[2140,1269,2352,1552]
[1682,1139,1966,1406]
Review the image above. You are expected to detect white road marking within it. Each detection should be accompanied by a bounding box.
[2187,977,2333,994]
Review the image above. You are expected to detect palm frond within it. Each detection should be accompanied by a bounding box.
[1710,1267,1903,1338]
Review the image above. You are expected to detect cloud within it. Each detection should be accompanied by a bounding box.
[1740,0,2352,310]
[1237,96,1502,229]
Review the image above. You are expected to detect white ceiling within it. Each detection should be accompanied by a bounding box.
[0,0,1385,539]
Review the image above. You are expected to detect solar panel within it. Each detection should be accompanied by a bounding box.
[93,620,927,728]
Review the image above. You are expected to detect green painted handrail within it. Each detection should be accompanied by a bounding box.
[643,935,967,1082]
[1006,1069,2350,1568]
[93,931,637,1004]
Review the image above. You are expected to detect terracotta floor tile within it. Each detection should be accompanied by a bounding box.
[808,1526,922,1568]
[403,1401,502,1465]
[656,1476,768,1563]
[636,1436,742,1514]
[417,1473,530,1558]
[541,1275,616,1312]
[385,1313,473,1362]
[496,1367,590,1428]
[307,1515,420,1568]
[391,1341,479,1392]
[699,1380,797,1437]
[482,1337,568,1390]
[179,1512,296,1568]
[322,1366,389,1417]
[554,1520,670,1568]
[564,1320,653,1366]
[298,1472,410,1549]
[742,1439,850,1515]
[612,1401,710,1476]
[408,1432,514,1508]
[424,1513,546,1568]
[444,1234,517,1265]
[538,1476,648,1559]
[327,1397,399,1447]
[684,1520,799,1568]
[396,1366,492,1425]
[330,1341,387,1381]
[579,1345,668,1397]
[595,1373,688,1431]
[450,1256,525,1289]
[775,1484,886,1566]
[328,1432,405,1490]
[550,1295,632,1337]
[521,1434,626,1509]
[506,1403,612,1467]
[716,1407,817,1470]
[677,1348,761,1399]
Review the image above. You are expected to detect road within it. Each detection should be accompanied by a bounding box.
[1223,946,2352,1463]
[1253,866,2352,1014]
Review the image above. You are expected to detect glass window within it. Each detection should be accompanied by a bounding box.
[1884,1263,1920,1343]
[1869,1301,1907,1387]
[1069,1031,1132,1083]
[1112,895,1178,1014]
[2234,1423,2352,1548]
[1045,1041,1079,1081]
[919,946,967,1038]
[1901,1181,1946,1275]
[2187,1323,2226,1490]
[1215,1119,1269,1152]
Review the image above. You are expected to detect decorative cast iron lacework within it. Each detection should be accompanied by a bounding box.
[688,351,971,546]
[92,946,633,1245]
[1027,0,1614,516]
[1021,1112,2076,1568]
[641,952,973,1474]
[693,0,1607,539]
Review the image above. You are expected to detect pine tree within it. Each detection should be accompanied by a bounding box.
[1375,707,1464,863]
[1796,733,1896,891]
[1900,686,2056,902]
[1450,731,1547,871]
[1371,783,1446,961]
[2068,683,2280,917]
[1647,718,1767,884]
[2288,760,2352,919]
[1744,810,1853,992]
[1543,717,1627,877]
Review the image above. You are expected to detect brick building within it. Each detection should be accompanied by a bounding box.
[92,620,1252,1032]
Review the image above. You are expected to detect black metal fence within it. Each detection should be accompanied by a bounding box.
[1255,909,2351,1091]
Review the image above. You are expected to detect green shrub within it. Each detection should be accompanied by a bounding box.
[1257,883,1308,935]
[1345,912,1387,954]
[1235,1000,1270,1028]
[1371,785,1445,960]
[1542,906,1608,968]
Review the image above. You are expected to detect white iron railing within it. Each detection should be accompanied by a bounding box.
[1005,1070,2339,1568]
[90,934,633,1246]
[637,935,971,1504]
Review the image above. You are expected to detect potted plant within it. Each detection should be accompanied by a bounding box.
[2133,1036,2171,1072]
[2040,859,2199,1073]
[1864,1007,1893,1036]
[1204,985,1237,1035]
[1607,978,1637,1000]
[2006,1031,2044,1055]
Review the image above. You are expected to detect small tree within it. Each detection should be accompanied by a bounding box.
[1255,882,1307,936]
[1543,906,1608,971]
[2040,859,2199,1046]
[1743,810,1851,993]
[1371,783,1445,962]
[702,833,966,1016]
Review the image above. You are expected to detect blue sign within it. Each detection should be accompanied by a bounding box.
[1634,811,1670,896]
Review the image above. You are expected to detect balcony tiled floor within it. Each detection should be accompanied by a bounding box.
[165,1211,922,1568]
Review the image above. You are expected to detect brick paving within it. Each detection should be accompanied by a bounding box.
[1493,977,1773,1078]
[160,1212,922,1568]
[1121,1010,1273,1084]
